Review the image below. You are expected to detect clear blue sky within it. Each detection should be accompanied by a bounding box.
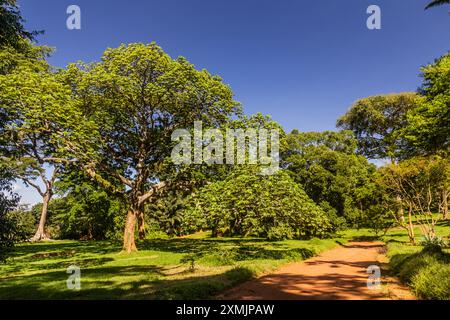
[14,0,450,204]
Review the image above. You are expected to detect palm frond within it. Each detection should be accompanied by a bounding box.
[425,0,450,10]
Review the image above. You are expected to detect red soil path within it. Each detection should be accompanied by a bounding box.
[220,242,413,300]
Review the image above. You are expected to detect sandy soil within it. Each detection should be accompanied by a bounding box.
[219,242,414,300]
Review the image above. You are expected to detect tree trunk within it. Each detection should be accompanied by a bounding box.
[396,194,405,224]
[31,193,51,241]
[123,208,137,253]
[137,207,146,240]
[407,207,415,245]
[442,189,448,220]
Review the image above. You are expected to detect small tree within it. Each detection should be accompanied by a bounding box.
[378,156,449,244]
[0,63,91,241]
[337,93,421,224]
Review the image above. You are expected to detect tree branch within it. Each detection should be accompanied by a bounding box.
[138,181,167,205]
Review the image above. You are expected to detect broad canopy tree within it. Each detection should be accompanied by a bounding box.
[64,43,240,252]
[337,93,420,161]
[281,130,377,227]
[337,93,422,223]
[0,66,91,240]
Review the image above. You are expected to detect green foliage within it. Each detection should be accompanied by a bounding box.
[337,93,420,160]
[145,189,194,237]
[0,40,52,75]
[0,165,20,262]
[421,235,446,254]
[188,168,333,240]
[282,130,378,227]
[404,54,450,156]
[0,0,41,50]
[7,205,35,238]
[54,183,125,240]
[63,42,241,189]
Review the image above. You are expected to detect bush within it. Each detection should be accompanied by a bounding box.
[187,168,333,240]
[390,248,450,300]
[412,262,450,300]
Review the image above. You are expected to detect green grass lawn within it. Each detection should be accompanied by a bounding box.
[0,234,341,300]
[2,220,449,300]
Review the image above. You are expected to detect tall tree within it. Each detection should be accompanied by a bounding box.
[0,64,91,240]
[337,93,420,161]
[404,54,450,219]
[63,43,240,252]
[404,54,450,157]
[282,130,376,227]
[337,93,421,222]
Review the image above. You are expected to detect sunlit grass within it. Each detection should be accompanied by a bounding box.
[0,235,340,299]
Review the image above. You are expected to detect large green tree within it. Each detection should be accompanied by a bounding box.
[188,167,332,240]
[64,43,240,252]
[425,0,450,10]
[282,130,377,227]
[337,93,420,161]
[404,54,450,156]
[0,60,92,240]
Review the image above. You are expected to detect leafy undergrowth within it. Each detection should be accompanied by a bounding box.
[387,242,450,300]
[0,235,340,299]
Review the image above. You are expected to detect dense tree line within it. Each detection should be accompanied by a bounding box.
[0,1,448,259]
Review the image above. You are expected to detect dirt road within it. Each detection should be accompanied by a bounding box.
[220,242,413,300]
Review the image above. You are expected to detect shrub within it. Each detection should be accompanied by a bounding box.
[390,247,450,300]
[420,235,446,254]
[187,168,333,240]
[412,262,450,300]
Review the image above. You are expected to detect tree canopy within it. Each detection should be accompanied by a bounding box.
[337,93,420,161]
[63,43,241,252]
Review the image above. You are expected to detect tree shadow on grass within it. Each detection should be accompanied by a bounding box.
[0,263,256,300]
[0,264,169,300]
[10,240,121,260]
[233,246,315,261]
